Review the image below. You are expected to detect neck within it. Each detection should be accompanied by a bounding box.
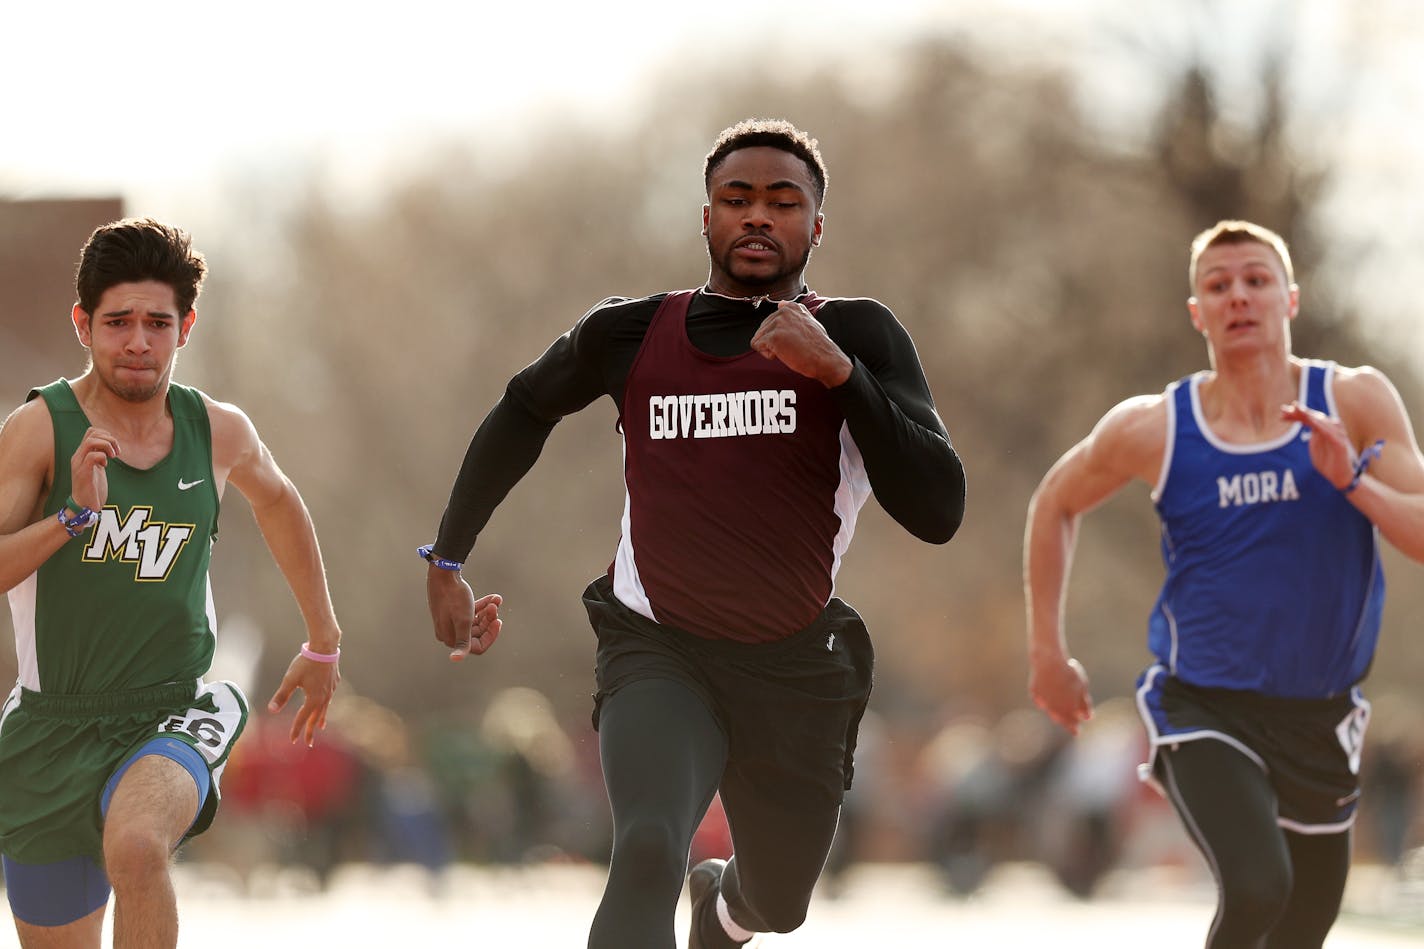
[1200,351,1300,431]
[702,280,809,305]
[71,371,172,434]
[1210,339,1295,385]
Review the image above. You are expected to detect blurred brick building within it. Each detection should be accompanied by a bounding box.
[1,198,124,409]
[0,197,122,682]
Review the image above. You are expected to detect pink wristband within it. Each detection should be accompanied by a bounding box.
[300,642,341,663]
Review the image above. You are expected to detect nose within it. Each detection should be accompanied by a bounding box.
[742,201,773,230]
[125,325,153,353]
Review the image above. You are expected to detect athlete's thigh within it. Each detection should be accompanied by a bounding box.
[1158,738,1289,875]
[14,903,105,949]
[5,849,113,939]
[597,677,727,821]
[719,767,841,898]
[103,753,201,852]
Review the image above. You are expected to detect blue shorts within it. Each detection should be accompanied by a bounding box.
[3,736,210,927]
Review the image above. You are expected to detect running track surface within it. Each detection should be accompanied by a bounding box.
[4,861,1421,948]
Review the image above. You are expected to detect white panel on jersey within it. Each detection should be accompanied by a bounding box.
[612,440,656,622]
[6,574,40,691]
[205,572,218,642]
[829,423,872,590]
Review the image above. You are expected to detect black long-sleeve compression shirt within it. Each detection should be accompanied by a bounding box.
[432,288,965,562]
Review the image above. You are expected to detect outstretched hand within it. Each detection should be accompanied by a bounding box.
[268,652,340,746]
[1281,400,1355,490]
[1029,656,1093,736]
[427,568,503,661]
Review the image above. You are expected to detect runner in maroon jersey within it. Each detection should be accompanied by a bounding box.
[421,118,965,948]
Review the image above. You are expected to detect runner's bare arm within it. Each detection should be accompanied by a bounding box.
[0,401,116,593]
[1024,394,1166,735]
[1286,365,1424,562]
[208,397,341,745]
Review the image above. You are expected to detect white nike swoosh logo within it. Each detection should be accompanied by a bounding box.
[178,478,206,491]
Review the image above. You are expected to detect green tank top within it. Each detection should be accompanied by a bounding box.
[15,379,220,694]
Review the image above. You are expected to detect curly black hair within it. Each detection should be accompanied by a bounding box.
[703,118,828,206]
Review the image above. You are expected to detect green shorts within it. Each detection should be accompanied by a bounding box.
[0,679,248,864]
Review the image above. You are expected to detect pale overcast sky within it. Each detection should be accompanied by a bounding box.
[1,0,985,199]
[3,0,1419,339]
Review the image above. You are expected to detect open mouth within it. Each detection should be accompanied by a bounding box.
[734,237,777,256]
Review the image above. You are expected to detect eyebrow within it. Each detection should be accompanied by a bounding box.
[1200,259,1276,279]
[719,178,808,195]
[99,307,179,320]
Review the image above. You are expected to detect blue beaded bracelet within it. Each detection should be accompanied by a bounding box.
[1344,439,1385,495]
[56,498,96,538]
[417,544,463,571]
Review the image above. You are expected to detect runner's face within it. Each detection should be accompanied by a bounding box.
[73,281,194,403]
[703,146,823,299]
[1188,241,1297,357]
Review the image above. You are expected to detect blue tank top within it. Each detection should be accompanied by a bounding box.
[1148,360,1384,698]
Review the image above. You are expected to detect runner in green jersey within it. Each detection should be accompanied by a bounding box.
[0,218,344,948]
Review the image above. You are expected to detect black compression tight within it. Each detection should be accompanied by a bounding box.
[586,678,841,949]
[1159,740,1352,949]
[587,678,725,949]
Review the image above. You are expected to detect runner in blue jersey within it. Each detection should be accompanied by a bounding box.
[1024,220,1424,948]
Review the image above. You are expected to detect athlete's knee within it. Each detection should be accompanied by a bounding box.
[1219,855,1292,930]
[724,893,809,934]
[101,824,171,891]
[748,899,809,935]
[609,818,689,884]
[723,864,813,934]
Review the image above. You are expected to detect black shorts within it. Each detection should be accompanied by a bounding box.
[1137,664,1371,831]
[581,574,874,807]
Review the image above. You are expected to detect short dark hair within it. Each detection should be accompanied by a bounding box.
[703,118,828,206]
[75,217,208,317]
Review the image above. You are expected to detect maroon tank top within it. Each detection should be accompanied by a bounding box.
[610,290,869,643]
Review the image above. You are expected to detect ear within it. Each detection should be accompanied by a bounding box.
[1186,297,1205,335]
[701,204,710,236]
[177,310,197,348]
[1286,284,1300,321]
[72,304,92,347]
[811,212,824,247]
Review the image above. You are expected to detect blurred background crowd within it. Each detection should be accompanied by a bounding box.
[179,684,1424,905]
